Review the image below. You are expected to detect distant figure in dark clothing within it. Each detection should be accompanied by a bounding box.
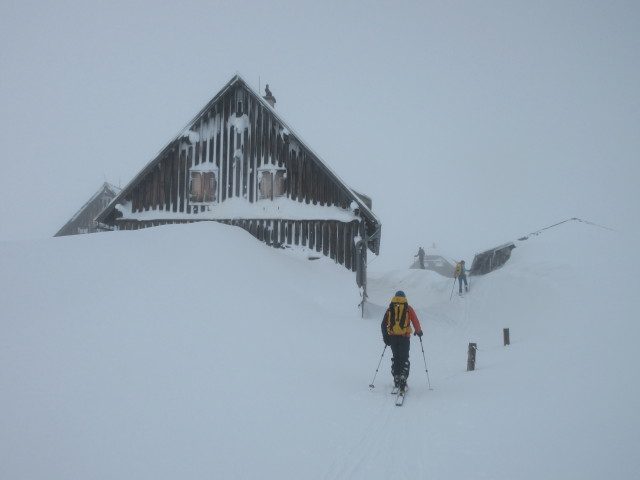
[415,247,425,269]
[265,84,272,96]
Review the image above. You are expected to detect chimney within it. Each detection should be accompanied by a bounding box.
[263,84,276,107]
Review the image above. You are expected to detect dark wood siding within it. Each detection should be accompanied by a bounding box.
[99,77,380,278]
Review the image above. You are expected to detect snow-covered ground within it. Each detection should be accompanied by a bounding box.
[1,220,639,479]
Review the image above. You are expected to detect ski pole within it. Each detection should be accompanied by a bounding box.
[419,337,433,390]
[449,277,456,300]
[369,344,387,388]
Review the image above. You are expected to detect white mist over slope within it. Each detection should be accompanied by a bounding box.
[1,220,639,479]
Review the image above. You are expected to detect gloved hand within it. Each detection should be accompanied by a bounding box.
[383,335,390,346]
[414,331,423,338]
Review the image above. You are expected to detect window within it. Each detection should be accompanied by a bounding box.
[190,166,218,204]
[258,167,286,200]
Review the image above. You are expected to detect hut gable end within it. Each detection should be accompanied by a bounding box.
[55,183,121,237]
[95,74,381,283]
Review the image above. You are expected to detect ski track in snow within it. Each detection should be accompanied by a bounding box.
[2,221,640,479]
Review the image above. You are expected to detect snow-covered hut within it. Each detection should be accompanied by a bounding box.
[95,74,381,286]
[55,182,121,237]
[470,242,516,275]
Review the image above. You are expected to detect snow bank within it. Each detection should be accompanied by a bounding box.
[1,221,639,479]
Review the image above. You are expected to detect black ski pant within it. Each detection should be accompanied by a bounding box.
[458,274,468,293]
[388,335,411,380]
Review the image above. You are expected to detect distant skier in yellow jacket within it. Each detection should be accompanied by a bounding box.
[455,260,469,295]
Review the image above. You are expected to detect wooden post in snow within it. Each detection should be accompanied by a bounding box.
[467,343,477,371]
[503,328,510,346]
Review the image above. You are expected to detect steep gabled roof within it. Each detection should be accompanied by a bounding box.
[96,74,380,253]
[55,182,121,237]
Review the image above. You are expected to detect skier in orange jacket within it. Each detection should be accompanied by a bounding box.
[380,290,423,391]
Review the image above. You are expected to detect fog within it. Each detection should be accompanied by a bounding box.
[2,0,638,267]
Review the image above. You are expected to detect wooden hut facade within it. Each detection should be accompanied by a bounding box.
[96,75,381,287]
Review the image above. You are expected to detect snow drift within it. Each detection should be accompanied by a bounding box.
[1,220,639,479]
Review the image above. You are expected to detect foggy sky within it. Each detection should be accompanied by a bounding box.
[1,0,638,267]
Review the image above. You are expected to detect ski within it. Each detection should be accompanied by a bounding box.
[395,389,406,406]
[391,386,399,395]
